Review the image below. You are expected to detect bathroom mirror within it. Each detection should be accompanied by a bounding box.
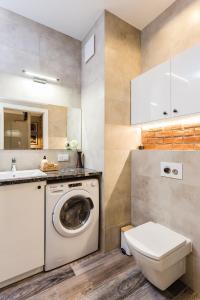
[0,100,81,150]
[0,71,82,150]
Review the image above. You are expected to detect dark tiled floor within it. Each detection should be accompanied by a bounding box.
[0,249,199,300]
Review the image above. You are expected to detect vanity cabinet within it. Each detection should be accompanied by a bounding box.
[0,181,45,284]
[131,42,200,125]
[171,43,200,117]
[131,60,171,125]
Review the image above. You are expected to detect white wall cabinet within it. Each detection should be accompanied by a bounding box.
[172,43,200,117]
[131,42,200,125]
[0,181,45,284]
[131,60,171,125]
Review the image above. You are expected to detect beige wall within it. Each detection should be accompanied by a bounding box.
[47,105,67,150]
[132,150,200,292]
[81,11,141,251]
[36,103,68,149]
[104,12,141,251]
[141,0,200,71]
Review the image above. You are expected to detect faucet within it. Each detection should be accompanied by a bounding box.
[11,157,17,172]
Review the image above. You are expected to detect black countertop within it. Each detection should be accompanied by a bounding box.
[0,168,102,186]
[46,168,102,183]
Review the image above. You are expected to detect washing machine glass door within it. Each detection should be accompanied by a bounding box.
[53,190,94,237]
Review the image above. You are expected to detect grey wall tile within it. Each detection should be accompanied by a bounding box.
[0,6,81,169]
[0,150,77,171]
[81,13,105,172]
[132,150,200,292]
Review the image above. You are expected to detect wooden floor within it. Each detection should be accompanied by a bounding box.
[0,249,200,300]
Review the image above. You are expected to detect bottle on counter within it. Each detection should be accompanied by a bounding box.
[40,156,48,170]
[76,150,84,169]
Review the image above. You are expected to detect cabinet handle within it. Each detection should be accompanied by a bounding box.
[37,186,41,189]
[173,109,178,113]
[163,111,168,115]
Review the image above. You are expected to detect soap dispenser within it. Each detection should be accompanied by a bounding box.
[40,156,48,170]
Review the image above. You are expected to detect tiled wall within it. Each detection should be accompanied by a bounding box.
[0,7,81,169]
[0,7,81,107]
[104,12,141,251]
[141,0,200,71]
[81,14,105,172]
[0,150,77,171]
[142,123,200,150]
[140,0,200,151]
[81,11,141,251]
[132,150,200,292]
[81,14,105,249]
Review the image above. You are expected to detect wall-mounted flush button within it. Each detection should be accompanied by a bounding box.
[172,169,178,175]
[164,167,171,174]
[161,162,182,180]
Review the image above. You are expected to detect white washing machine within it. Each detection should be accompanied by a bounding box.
[45,178,99,271]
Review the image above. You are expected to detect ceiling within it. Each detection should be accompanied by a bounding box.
[0,0,176,40]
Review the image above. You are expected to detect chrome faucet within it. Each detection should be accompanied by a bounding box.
[11,157,17,172]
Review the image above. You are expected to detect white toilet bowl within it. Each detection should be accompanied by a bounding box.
[125,222,192,290]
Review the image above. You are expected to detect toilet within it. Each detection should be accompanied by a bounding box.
[124,222,192,290]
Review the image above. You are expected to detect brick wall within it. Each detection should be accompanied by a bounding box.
[142,123,200,150]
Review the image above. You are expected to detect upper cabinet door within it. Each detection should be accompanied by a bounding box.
[172,43,200,117]
[131,60,171,125]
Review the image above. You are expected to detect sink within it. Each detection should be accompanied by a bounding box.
[0,169,47,180]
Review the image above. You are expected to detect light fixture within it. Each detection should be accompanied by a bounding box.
[22,70,60,84]
[141,115,200,131]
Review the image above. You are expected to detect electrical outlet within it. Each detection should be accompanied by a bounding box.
[57,154,69,162]
[160,162,183,180]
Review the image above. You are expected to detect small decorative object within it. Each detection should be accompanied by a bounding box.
[40,162,59,172]
[138,145,144,150]
[69,139,79,150]
[65,139,79,150]
[76,150,84,169]
[40,155,48,169]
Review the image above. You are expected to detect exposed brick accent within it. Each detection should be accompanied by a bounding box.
[142,124,200,150]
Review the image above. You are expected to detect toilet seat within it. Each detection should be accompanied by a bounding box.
[124,222,187,261]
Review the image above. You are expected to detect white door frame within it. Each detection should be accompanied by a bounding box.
[0,102,48,149]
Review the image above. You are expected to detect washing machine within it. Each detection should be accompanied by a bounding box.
[45,178,99,271]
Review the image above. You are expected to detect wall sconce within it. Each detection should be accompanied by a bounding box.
[22,70,60,84]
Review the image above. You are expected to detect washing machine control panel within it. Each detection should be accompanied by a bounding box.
[68,182,82,188]
[48,180,98,193]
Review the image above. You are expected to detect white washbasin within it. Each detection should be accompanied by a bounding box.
[0,169,47,180]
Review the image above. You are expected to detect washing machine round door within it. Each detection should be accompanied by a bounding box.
[52,190,95,237]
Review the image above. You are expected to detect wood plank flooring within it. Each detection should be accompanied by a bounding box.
[0,249,200,300]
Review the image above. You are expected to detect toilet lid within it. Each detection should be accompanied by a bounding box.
[125,222,187,261]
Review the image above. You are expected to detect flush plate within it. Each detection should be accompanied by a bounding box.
[160,162,183,180]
